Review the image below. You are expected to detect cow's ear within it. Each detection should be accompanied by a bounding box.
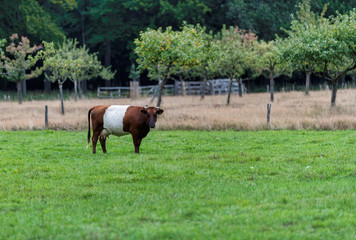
[141,109,148,114]
[157,109,164,115]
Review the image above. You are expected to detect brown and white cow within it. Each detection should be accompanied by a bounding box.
[87,105,164,154]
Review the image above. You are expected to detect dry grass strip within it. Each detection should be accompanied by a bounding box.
[1,89,356,131]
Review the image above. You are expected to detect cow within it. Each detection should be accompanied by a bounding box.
[87,105,164,154]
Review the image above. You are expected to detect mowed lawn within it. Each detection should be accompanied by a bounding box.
[0,130,355,239]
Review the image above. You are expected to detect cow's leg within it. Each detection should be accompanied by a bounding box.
[92,129,101,154]
[99,132,107,153]
[132,134,142,154]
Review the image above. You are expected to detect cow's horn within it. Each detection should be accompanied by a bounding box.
[144,105,148,109]
[156,107,160,110]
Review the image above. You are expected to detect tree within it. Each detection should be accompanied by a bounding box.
[188,25,216,99]
[224,0,299,40]
[291,0,326,95]
[134,24,202,107]
[0,34,43,104]
[42,40,71,114]
[128,63,140,82]
[283,7,356,106]
[212,26,257,105]
[66,39,115,100]
[254,39,291,102]
[0,0,66,44]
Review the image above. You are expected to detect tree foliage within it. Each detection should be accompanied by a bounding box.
[0,0,66,44]
[65,39,115,100]
[134,24,204,107]
[212,26,257,104]
[254,39,291,101]
[0,34,43,104]
[282,5,356,106]
[0,0,355,93]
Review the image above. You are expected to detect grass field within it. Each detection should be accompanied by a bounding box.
[1,130,355,239]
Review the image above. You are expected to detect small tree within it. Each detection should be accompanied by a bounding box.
[190,26,216,99]
[292,0,327,95]
[283,6,355,106]
[213,26,257,105]
[254,39,291,102]
[42,41,71,114]
[67,39,115,100]
[134,24,202,107]
[0,34,42,104]
[128,63,140,82]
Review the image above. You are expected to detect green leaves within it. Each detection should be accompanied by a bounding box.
[43,39,115,85]
[254,39,291,78]
[1,34,42,83]
[283,6,355,78]
[212,26,257,80]
[281,2,355,106]
[134,24,208,81]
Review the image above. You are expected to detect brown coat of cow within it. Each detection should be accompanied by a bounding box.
[88,105,164,154]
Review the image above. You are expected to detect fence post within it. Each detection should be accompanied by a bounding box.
[182,81,186,96]
[267,103,271,125]
[130,81,139,99]
[45,105,48,128]
[209,81,214,95]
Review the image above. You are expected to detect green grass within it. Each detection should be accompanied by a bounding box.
[0,130,355,239]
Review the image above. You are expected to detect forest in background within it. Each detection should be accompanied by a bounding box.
[0,0,355,91]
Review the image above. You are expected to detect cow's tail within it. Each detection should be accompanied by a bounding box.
[87,107,94,149]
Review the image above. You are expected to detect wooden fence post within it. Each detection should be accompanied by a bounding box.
[45,105,48,128]
[209,81,214,95]
[267,103,271,125]
[130,81,139,99]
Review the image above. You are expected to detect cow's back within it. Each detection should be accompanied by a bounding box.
[103,105,130,136]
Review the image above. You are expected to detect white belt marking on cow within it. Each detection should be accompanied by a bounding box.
[103,105,130,136]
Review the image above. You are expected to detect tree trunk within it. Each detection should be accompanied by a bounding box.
[238,78,243,97]
[74,81,78,101]
[156,79,165,108]
[305,71,311,95]
[270,70,274,102]
[59,84,65,115]
[227,77,233,105]
[156,65,171,108]
[104,39,112,87]
[78,80,83,99]
[330,81,337,107]
[21,80,27,96]
[16,81,22,104]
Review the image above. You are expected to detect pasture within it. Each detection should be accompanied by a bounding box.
[0,130,355,239]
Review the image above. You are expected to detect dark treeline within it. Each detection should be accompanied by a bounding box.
[0,0,355,91]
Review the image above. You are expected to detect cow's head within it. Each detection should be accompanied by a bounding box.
[141,106,164,128]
